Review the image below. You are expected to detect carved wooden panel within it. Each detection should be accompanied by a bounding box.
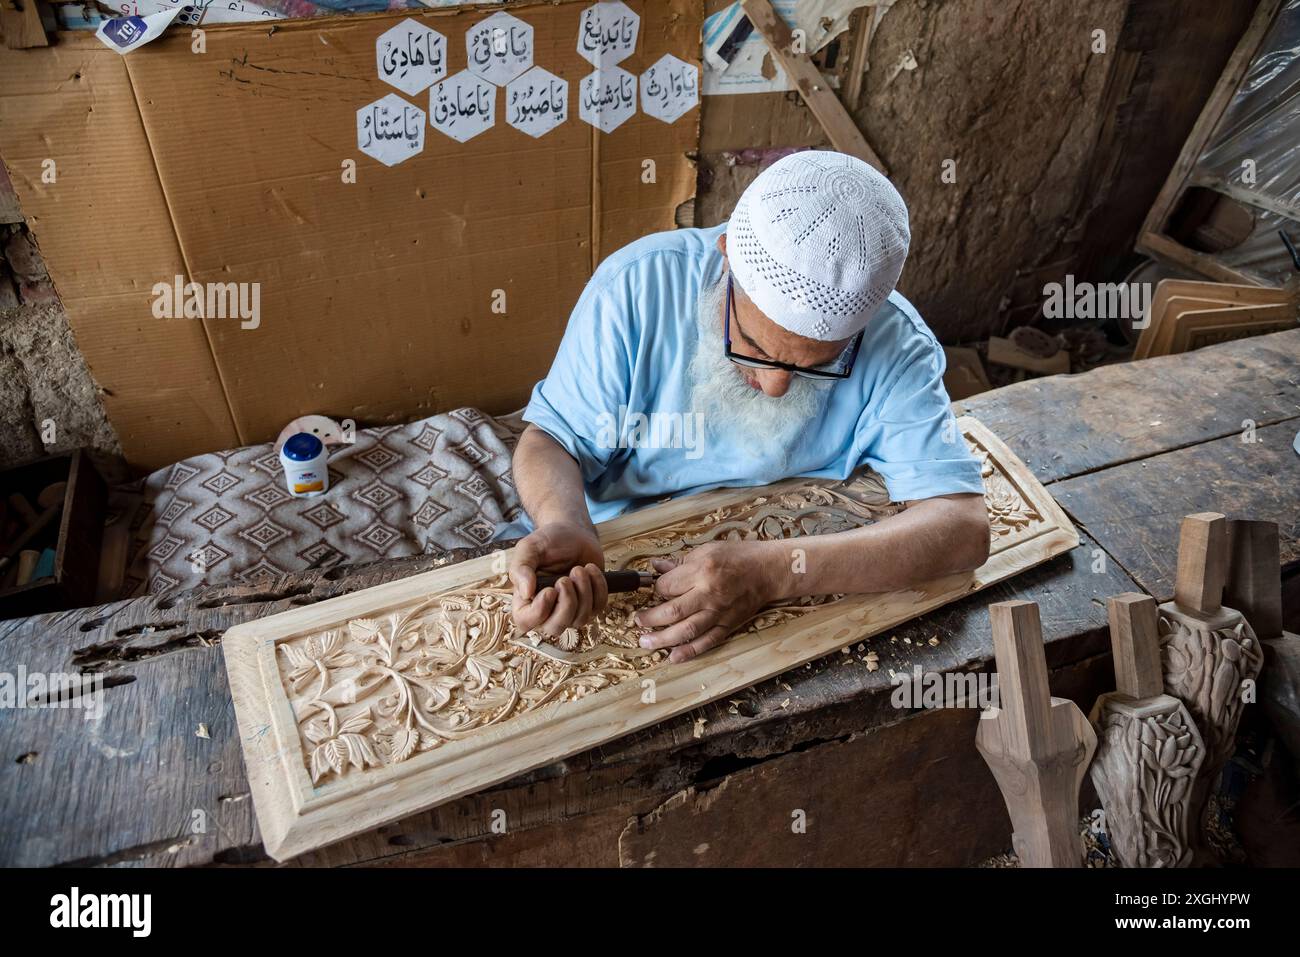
[225,416,1077,860]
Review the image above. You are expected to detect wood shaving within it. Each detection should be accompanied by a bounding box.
[196,723,210,739]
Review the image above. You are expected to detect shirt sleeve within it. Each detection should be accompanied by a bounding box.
[522,278,633,483]
[855,336,985,502]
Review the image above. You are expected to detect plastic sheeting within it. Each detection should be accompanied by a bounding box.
[1191,0,1300,282]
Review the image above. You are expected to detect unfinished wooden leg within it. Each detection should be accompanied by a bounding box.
[1225,520,1300,767]
[976,600,1097,867]
[1089,594,1205,867]
[1158,513,1263,859]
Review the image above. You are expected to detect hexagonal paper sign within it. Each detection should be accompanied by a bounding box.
[579,67,636,134]
[429,70,497,143]
[506,67,569,138]
[357,94,426,167]
[377,19,447,96]
[577,1,639,69]
[466,11,534,87]
[640,55,699,125]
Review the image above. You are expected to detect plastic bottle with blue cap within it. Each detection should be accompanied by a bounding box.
[279,432,329,498]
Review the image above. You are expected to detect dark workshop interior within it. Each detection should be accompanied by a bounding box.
[0,0,1297,903]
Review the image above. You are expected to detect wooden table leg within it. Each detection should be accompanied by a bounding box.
[1158,513,1264,860]
[1089,594,1205,867]
[977,600,1097,867]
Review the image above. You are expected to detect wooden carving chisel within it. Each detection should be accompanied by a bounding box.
[535,569,656,593]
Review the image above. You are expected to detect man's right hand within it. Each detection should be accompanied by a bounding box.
[509,521,608,636]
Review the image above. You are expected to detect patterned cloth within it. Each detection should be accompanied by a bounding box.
[112,409,527,599]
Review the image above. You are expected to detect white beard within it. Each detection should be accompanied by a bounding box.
[687,276,831,466]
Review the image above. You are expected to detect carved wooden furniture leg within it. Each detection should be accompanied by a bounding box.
[1088,594,1205,867]
[977,600,1097,867]
[1157,513,1263,860]
[1226,519,1300,767]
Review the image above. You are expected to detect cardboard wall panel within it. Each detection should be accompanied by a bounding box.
[0,0,700,470]
[0,41,241,466]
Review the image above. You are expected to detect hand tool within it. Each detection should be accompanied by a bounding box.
[534,569,656,593]
[0,482,66,572]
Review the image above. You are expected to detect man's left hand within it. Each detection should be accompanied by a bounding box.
[634,541,780,664]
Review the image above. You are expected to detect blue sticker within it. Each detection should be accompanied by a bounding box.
[102,16,148,48]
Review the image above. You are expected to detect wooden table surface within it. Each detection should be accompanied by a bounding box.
[2,329,1296,867]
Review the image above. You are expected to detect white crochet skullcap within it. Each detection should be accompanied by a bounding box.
[727,151,910,341]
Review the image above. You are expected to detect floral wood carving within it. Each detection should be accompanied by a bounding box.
[227,415,1080,860]
[276,435,1048,785]
[1088,695,1205,868]
[1157,605,1263,848]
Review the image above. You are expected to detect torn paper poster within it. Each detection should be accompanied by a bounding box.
[196,1,288,24]
[102,0,287,26]
[95,6,196,54]
[703,0,794,96]
[703,0,895,96]
[795,0,896,54]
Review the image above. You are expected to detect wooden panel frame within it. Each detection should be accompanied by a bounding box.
[225,417,1078,860]
[1136,0,1288,283]
[1133,279,1292,359]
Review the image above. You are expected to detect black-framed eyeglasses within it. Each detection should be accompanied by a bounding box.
[724,276,863,380]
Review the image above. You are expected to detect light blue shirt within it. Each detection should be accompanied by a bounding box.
[502,224,983,535]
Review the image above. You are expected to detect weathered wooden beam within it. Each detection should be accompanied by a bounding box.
[739,0,886,173]
[0,0,47,49]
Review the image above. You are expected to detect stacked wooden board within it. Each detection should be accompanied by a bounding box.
[1133,279,1296,359]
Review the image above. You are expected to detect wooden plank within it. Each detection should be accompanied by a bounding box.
[987,336,1070,376]
[1134,280,1290,360]
[1226,519,1284,640]
[224,418,1076,860]
[956,328,1300,485]
[0,547,492,868]
[1158,303,1297,357]
[619,702,1018,867]
[840,5,875,112]
[1052,421,1300,601]
[0,0,47,49]
[0,519,1127,868]
[739,0,886,172]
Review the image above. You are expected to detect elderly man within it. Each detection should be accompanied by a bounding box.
[504,151,990,662]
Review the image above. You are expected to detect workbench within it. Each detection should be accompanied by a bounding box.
[2,330,1296,867]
